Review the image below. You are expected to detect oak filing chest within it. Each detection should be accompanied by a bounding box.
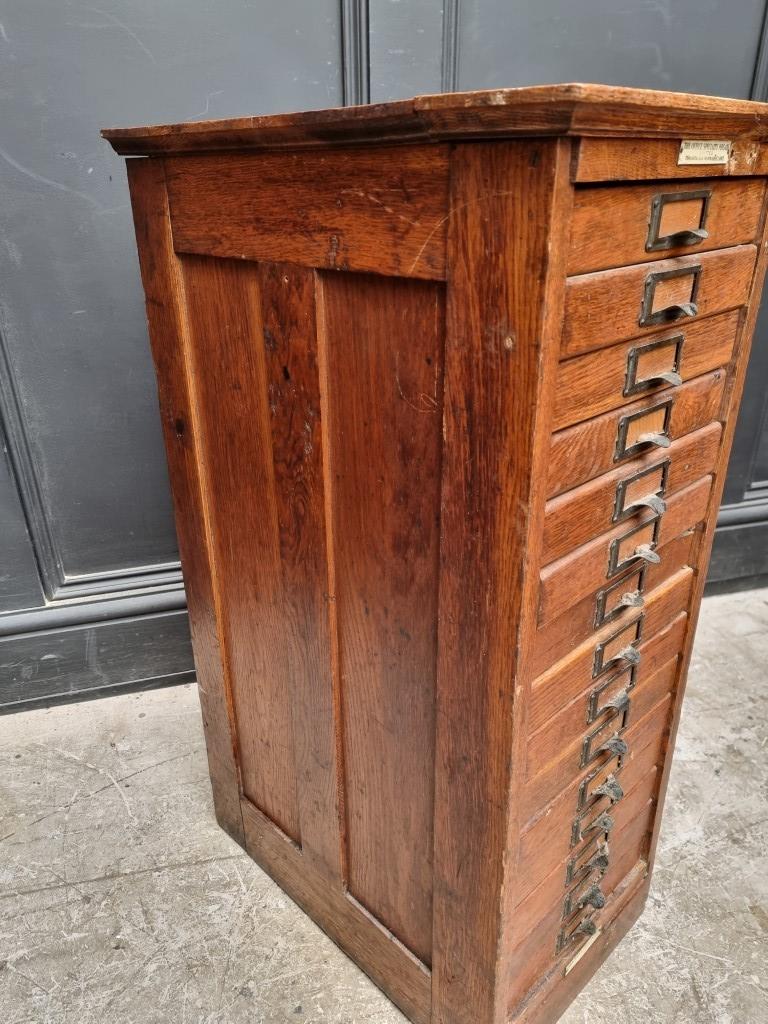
[104,84,768,1024]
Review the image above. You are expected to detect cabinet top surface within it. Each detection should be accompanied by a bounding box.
[102,83,768,156]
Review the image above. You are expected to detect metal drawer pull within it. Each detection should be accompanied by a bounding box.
[646,190,712,253]
[618,588,644,610]
[624,337,685,398]
[644,369,683,388]
[636,431,671,449]
[578,884,606,911]
[640,266,702,328]
[632,543,661,565]
[616,645,641,667]
[626,493,667,516]
[557,914,599,952]
[597,736,629,759]
[584,811,615,836]
[601,690,630,715]
[585,846,610,875]
[663,227,708,247]
[593,775,624,803]
[574,918,598,939]
[566,836,610,884]
[657,300,698,322]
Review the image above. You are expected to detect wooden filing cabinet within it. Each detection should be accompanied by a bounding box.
[104,84,768,1024]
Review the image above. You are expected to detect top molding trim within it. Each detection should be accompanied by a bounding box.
[102,83,768,156]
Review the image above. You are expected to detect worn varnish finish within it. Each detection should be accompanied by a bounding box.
[108,84,768,1024]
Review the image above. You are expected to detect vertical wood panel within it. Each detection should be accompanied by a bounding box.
[257,262,344,879]
[126,160,244,845]
[182,255,301,842]
[320,271,445,966]
[180,256,343,870]
[432,140,573,1024]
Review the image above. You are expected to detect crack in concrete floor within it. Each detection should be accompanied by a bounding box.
[0,588,766,1023]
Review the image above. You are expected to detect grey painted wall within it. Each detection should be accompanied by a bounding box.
[0,0,343,707]
[2,0,767,707]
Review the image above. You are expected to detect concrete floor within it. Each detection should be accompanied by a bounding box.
[1,588,767,1024]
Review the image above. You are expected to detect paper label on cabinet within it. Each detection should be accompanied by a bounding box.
[677,140,731,165]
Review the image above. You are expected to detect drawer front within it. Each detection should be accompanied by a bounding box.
[539,477,711,628]
[525,649,679,780]
[560,790,655,949]
[562,245,755,358]
[553,310,738,432]
[567,178,766,275]
[519,725,664,900]
[530,591,687,737]
[543,424,720,565]
[509,770,658,989]
[508,762,658,952]
[548,370,725,498]
[523,689,672,852]
[532,558,695,680]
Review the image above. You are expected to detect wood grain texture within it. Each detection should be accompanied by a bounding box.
[563,245,756,357]
[518,722,666,899]
[522,686,674,835]
[553,310,738,431]
[126,159,244,846]
[502,781,656,1011]
[525,648,679,779]
[532,548,696,679]
[568,178,766,274]
[181,256,343,865]
[547,370,726,497]
[542,424,721,564]
[530,584,688,741]
[103,83,768,156]
[319,271,445,966]
[510,764,660,946]
[511,880,650,1024]
[165,146,449,280]
[240,798,431,1024]
[538,476,712,627]
[575,137,768,183]
[432,140,572,1024]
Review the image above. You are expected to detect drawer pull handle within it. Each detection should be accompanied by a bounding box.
[575,918,598,938]
[586,846,610,875]
[644,369,683,389]
[593,775,624,803]
[602,690,631,715]
[627,493,667,516]
[598,736,629,759]
[616,645,641,667]
[632,543,661,565]
[618,588,645,610]
[578,884,606,911]
[663,227,709,248]
[585,811,615,836]
[656,300,699,323]
[636,431,671,450]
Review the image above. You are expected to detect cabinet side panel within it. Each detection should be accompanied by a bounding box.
[126,160,244,845]
[180,255,342,868]
[318,271,445,966]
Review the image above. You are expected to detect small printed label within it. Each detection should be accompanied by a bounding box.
[678,140,732,166]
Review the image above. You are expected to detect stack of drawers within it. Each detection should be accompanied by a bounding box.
[515,176,765,970]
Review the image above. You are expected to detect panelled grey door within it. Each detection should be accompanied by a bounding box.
[0,0,343,708]
[2,0,766,709]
